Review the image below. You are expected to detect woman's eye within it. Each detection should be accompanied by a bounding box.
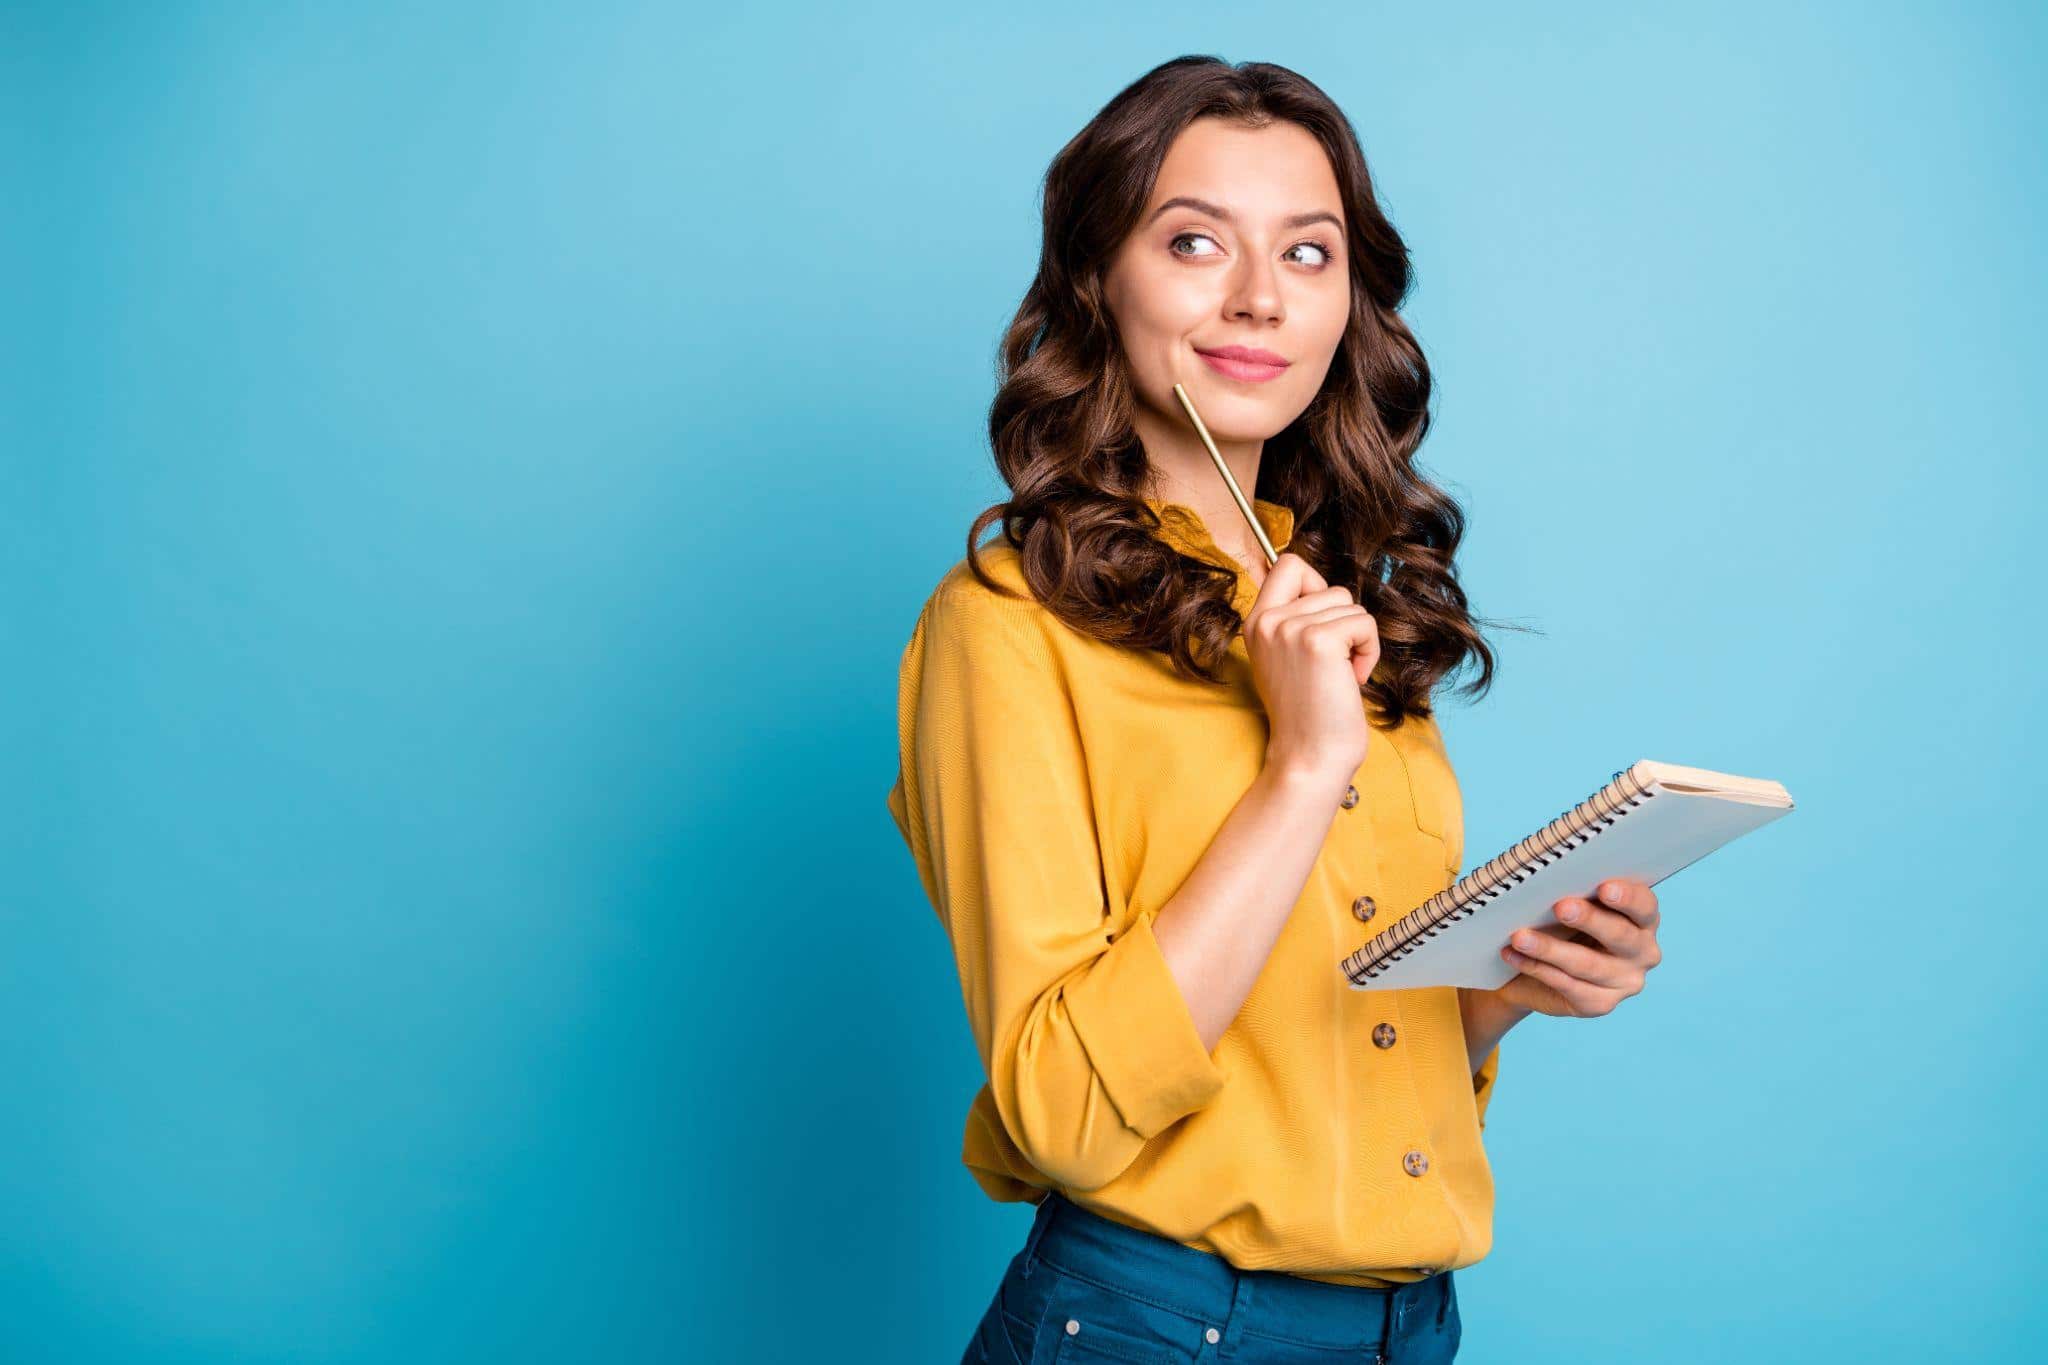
[1170,232,1334,268]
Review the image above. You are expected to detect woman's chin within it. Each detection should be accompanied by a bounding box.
[1177,393,1299,441]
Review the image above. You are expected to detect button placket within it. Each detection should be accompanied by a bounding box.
[1334,740,1391,995]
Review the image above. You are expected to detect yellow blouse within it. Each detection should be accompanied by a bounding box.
[885,495,1500,1288]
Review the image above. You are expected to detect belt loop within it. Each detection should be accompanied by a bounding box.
[1217,1273,1255,1356]
[1020,1190,1060,1279]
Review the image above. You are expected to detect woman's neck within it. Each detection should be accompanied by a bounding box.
[1134,408,1268,571]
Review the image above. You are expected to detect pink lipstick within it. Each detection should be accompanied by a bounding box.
[1193,344,1290,383]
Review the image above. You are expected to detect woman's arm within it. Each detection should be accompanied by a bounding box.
[1149,550,1395,1058]
[1457,987,1531,1076]
[1148,758,1355,1052]
[893,581,1237,1192]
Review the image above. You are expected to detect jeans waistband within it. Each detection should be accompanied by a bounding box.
[1019,1190,1452,1351]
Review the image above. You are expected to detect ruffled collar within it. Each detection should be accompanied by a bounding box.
[1141,496,1296,618]
[1142,496,1295,566]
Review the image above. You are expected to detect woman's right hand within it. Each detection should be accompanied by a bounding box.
[1243,552,1380,786]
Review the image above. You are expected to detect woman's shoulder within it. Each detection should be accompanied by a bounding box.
[908,539,1050,639]
[891,541,1082,732]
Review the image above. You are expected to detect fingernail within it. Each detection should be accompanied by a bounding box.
[1557,902,1579,923]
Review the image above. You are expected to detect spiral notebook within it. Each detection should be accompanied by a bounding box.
[1340,760,1795,990]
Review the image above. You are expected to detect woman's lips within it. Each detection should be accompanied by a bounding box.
[1194,347,1289,383]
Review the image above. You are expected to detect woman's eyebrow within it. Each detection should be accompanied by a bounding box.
[1145,195,1343,233]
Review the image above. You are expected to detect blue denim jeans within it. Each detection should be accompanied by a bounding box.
[963,1190,1461,1363]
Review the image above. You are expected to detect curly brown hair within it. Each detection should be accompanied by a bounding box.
[963,54,1530,725]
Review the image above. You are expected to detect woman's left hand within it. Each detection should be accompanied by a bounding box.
[1496,877,1662,1018]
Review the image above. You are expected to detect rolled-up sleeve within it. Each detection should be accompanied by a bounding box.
[886,578,1228,1191]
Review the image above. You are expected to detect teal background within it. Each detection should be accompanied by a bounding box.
[6,2,2043,1361]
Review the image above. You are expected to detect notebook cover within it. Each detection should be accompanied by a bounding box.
[1342,765,1794,990]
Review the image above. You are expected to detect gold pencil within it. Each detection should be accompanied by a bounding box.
[1171,382,1278,567]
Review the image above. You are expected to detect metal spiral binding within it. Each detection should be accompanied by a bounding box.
[1342,764,1661,984]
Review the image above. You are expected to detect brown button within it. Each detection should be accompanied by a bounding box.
[1339,784,1359,809]
[1372,1022,1397,1049]
[1403,1150,1430,1177]
[1351,894,1376,923]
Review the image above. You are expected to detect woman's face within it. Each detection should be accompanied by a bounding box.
[1104,116,1351,448]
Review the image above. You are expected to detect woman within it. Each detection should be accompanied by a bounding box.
[886,56,1664,1364]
